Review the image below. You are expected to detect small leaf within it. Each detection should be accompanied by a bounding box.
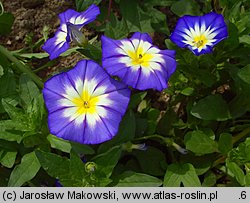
[8,152,40,186]
[218,133,233,154]
[0,151,17,168]
[2,99,27,122]
[16,53,49,59]
[0,13,14,36]
[226,160,245,186]
[92,146,122,179]
[164,163,201,187]
[47,134,71,153]
[184,130,218,155]
[19,73,40,107]
[238,64,250,85]
[0,65,3,77]
[170,0,201,16]
[191,94,231,121]
[228,138,250,164]
[181,87,194,96]
[128,91,147,109]
[245,173,250,186]
[0,130,22,143]
[202,171,217,186]
[116,171,162,187]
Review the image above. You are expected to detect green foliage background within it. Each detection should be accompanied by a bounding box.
[0,0,250,187]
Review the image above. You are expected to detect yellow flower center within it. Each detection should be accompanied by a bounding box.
[72,91,99,115]
[128,46,153,67]
[193,35,208,48]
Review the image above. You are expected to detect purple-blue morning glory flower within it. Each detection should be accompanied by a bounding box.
[42,5,100,60]
[42,60,130,144]
[101,32,177,91]
[170,12,228,56]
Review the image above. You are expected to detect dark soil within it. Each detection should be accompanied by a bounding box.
[1,0,74,50]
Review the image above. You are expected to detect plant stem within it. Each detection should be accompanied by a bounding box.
[0,45,43,88]
[212,127,250,168]
[106,0,112,22]
[232,127,250,144]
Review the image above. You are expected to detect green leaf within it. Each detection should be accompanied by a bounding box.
[15,53,49,59]
[184,130,218,155]
[0,151,17,168]
[93,146,122,179]
[228,138,250,164]
[239,35,250,45]
[164,163,201,187]
[47,134,71,153]
[133,146,166,176]
[120,0,141,31]
[128,92,147,109]
[76,0,102,11]
[62,152,87,186]
[2,99,27,121]
[170,0,201,16]
[71,142,95,155]
[47,134,94,155]
[0,13,14,36]
[181,87,194,96]
[0,68,17,113]
[19,73,40,108]
[218,133,233,154]
[202,171,217,186]
[238,64,250,85]
[104,18,130,40]
[0,130,23,143]
[0,65,3,77]
[245,173,250,186]
[191,94,231,121]
[8,152,40,186]
[0,69,16,97]
[116,171,162,187]
[226,160,245,186]
[78,43,102,62]
[35,150,70,182]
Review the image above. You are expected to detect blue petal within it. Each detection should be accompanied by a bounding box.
[78,4,100,26]
[131,32,153,44]
[59,5,100,28]
[191,45,213,56]
[42,30,70,60]
[59,9,80,24]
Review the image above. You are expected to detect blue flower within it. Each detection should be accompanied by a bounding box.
[101,32,177,91]
[42,60,130,144]
[42,5,100,60]
[170,12,228,56]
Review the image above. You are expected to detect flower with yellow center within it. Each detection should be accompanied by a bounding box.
[43,60,130,144]
[102,32,177,91]
[170,12,228,56]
